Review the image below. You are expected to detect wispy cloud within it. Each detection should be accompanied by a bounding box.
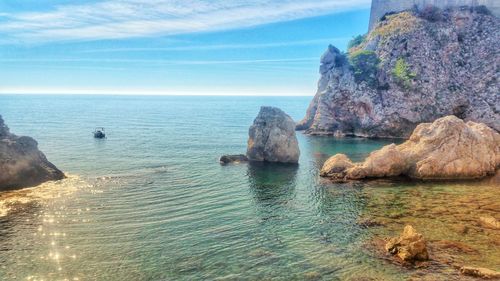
[0,0,370,43]
[0,57,318,65]
[78,37,351,53]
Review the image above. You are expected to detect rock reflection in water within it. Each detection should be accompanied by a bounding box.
[247,161,298,206]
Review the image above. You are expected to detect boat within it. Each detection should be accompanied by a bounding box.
[93,127,106,139]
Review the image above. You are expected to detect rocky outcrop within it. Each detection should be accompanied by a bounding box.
[247,106,300,164]
[320,116,500,180]
[298,8,499,138]
[385,225,429,262]
[219,154,248,165]
[0,115,65,190]
[319,154,354,177]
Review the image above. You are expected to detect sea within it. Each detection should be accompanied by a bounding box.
[0,95,498,281]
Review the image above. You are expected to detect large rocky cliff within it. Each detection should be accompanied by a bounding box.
[0,115,65,190]
[298,7,499,138]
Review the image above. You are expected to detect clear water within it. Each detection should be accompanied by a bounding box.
[0,95,498,281]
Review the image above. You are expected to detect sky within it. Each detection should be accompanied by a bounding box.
[0,0,371,96]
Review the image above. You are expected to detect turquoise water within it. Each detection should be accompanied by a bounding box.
[0,95,497,281]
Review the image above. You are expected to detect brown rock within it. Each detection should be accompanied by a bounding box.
[385,225,429,262]
[479,216,500,230]
[320,116,500,180]
[460,266,500,279]
[320,154,353,177]
[219,154,248,165]
[347,144,408,179]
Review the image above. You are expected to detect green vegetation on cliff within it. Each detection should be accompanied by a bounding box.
[347,35,366,51]
[392,58,416,89]
[349,50,380,87]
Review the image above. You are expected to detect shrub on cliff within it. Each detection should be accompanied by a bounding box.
[417,5,443,22]
[372,12,418,39]
[349,50,380,87]
[348,35,366,50]
[392,58,416,89]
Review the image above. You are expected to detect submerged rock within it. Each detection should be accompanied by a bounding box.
[247,106,300,164]
[219,154,248,165]
[320,116,500,180]
[385,225,429,262]
[479,216,500,230]
[0,115,65,190]
[460,266,500,279]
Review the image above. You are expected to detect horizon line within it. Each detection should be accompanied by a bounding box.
[0,90,314,97]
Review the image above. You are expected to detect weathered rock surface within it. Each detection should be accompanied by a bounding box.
[460,266,500,279]
[247,106,300,164]
[479,216,500,230]
[219,154,248,165]
[320,116,500,180]
[0,115,65,190]
[298,9,500,138]
[385,225,429,262]
[319,154,353,177]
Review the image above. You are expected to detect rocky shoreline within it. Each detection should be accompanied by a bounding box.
[320,116,500,181]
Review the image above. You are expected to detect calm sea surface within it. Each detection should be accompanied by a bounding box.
[0,95,498,281]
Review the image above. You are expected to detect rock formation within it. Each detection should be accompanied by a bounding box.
[319,154,354,177]
[298,8,499,138]
[320,116,500,180]
[385,225,429,262]
[247,106,300,164]
[0,115,65,190]
[219,154,248,165]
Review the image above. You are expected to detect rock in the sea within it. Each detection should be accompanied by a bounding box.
[385,225,429,262]
[320,116,500,180]
[247,106,300,164]
[219,154,248,165]
[0,115,65,190]
[460,266,500,279]
[320,154,353,177]
[298,10,499,138]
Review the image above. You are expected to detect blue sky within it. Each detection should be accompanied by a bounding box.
[0,0,371,95]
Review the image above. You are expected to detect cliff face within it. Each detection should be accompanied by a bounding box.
[298,8,499,138]
[0,115,65,190]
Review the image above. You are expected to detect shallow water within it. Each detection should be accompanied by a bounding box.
[0,95,498,280]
